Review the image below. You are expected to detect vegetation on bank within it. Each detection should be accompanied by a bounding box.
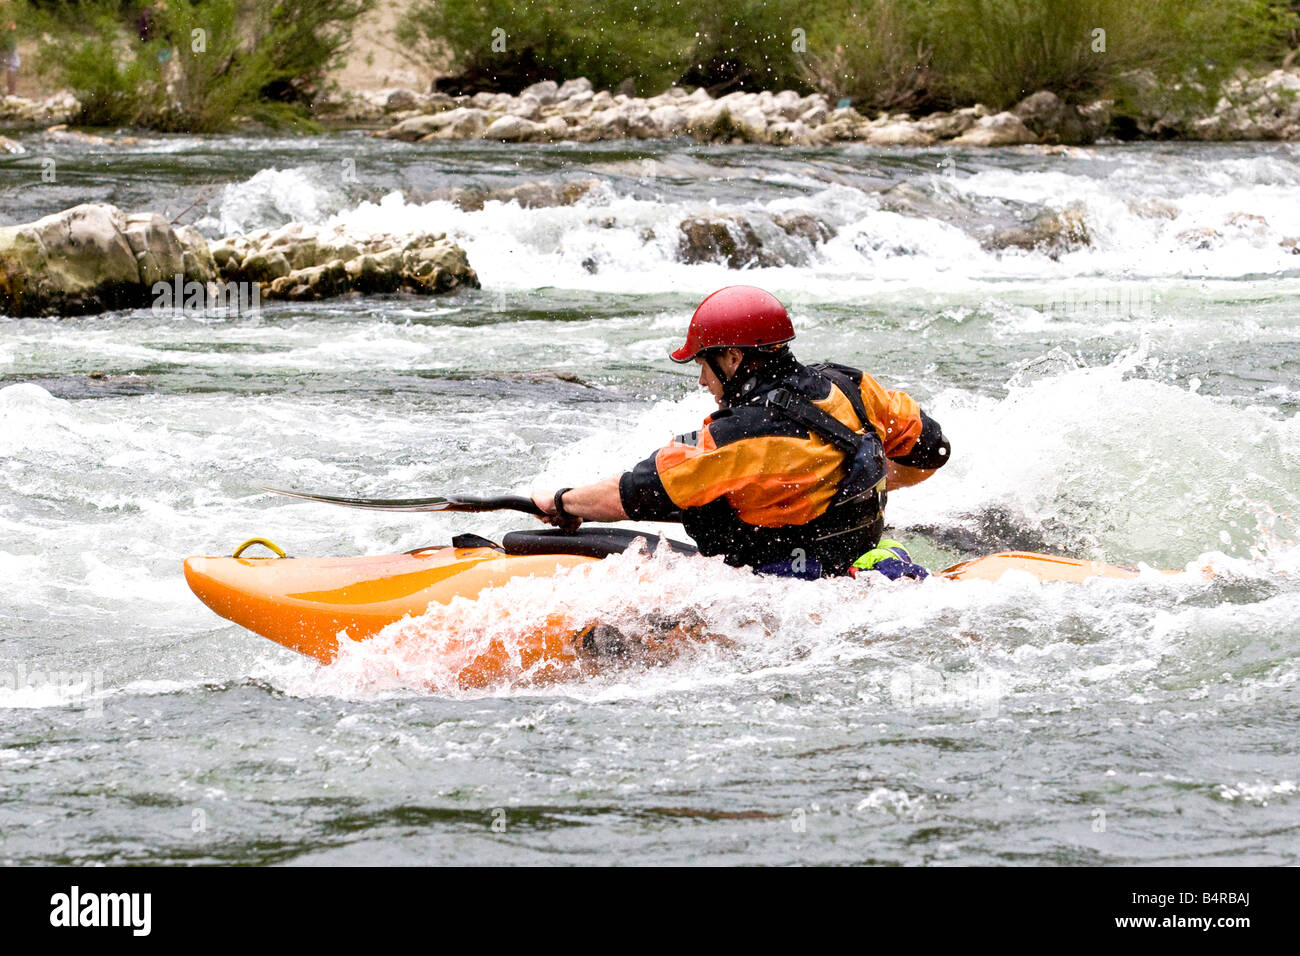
[25,0,371,131]
[7,0,1300,131]
[401,0,1297,114]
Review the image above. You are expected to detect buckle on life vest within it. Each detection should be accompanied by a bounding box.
[764,387,794,410]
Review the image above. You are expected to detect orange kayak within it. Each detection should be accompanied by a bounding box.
[184,529,1153,688]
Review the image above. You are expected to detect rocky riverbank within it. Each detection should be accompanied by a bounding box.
[0,204,478,317]
[8,66,1300,144]
[340,69,1300,146]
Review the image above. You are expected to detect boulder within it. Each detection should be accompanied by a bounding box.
[219,222,480,301]
[863,123,936,146]
[950,112,1039,146]
[381,106,492,140]
[507,96,542,120]
[122,212,188,287]
[982,204,1090,259]
[427,179,598,212]
[0,203,215,316]
[678,216,781,268]
[1176,227,1220,250]
[650,105,689,137]
[774,212,835,244]
[915,109,978,140]
[733,107,768,142]
[1012,90,1092,145]
[522,80,560,105]
[384,89,421,113]
[482,114,544,142]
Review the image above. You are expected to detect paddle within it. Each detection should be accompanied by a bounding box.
[263,487,546,516]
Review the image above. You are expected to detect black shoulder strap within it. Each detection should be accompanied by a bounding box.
[808,363,875,438]
[762,387,863,454]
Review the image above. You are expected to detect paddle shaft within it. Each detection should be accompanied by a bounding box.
[264,487,546,516]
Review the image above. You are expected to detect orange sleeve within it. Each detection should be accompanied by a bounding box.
[653,423,842,526]
[857,374,923,459]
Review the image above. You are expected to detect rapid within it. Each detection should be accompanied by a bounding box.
[1,133,1297,864]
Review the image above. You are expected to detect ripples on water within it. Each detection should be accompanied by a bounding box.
[0,135,1297,864]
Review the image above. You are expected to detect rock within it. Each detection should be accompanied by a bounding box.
[507,96,542,120]
[915,110,976,139]
[556,78,593,101]
[1226,212,1268,231]
[1127,199,1180,220]
[0,92,79,125]
[1280,237,1300,254]
[522,80,559,105]
[1012,90,1093,145]
[650,105,688,137]
[430,179,598,212]
[237,250,292,283]
[586,106,628,139]
[222,222,480,301]
[344,249,404,293]
[0,203,215,316]
[983,204,1090,259]
[863,123,936,146]
[401,242,477,294]
[774,212,835,244]
[122,212,188,287]
[799,101,829,125]
[1078,100,1112,141]
[539,115,571,141]
[631,104,663,139]
[174,225,217,282]
[482,114,544,142]
[678,216,780,268]
[766,120,814,146]
[384,89,421,113]
[267,260,350,301]
[772,89,804,120]
[1176,227,1220,250]
[380,111,457,141]
[950,112,1039,146]
[685,100,729,139]
[431,107,493,139]
[733,107,768,142]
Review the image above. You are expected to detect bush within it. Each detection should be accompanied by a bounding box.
[920,0,1294,111]
[799,0,935,111]
[32,0,371,131]
[400,0,819,95]
[398,0,693,94]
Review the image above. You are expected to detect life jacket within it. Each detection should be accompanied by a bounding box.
[679,361,888,575]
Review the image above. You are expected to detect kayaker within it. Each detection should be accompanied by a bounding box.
[530,285,949,578]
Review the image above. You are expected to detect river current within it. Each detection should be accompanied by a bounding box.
[1,133,1297,864]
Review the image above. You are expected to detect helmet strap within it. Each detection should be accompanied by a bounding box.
[703,350,731,389]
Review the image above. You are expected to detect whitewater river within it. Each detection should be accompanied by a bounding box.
[1,133,1298,864]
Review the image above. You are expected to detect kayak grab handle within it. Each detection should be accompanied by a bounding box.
[233,537,287,559]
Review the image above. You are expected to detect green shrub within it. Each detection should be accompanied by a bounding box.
[799,0,935,111]
[32,0,371,131]
[397,0,695,93]
[920,0,1293,111]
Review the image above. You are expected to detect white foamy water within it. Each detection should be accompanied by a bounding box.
[1,138,1297,865]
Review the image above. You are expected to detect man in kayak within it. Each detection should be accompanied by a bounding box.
[530,285,949,578]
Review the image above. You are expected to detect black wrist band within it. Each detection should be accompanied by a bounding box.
[554,487,575,521]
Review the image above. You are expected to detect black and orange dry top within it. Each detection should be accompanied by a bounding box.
[619,357,949,571]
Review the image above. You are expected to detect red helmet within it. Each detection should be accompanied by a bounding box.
[670,286,795,363]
